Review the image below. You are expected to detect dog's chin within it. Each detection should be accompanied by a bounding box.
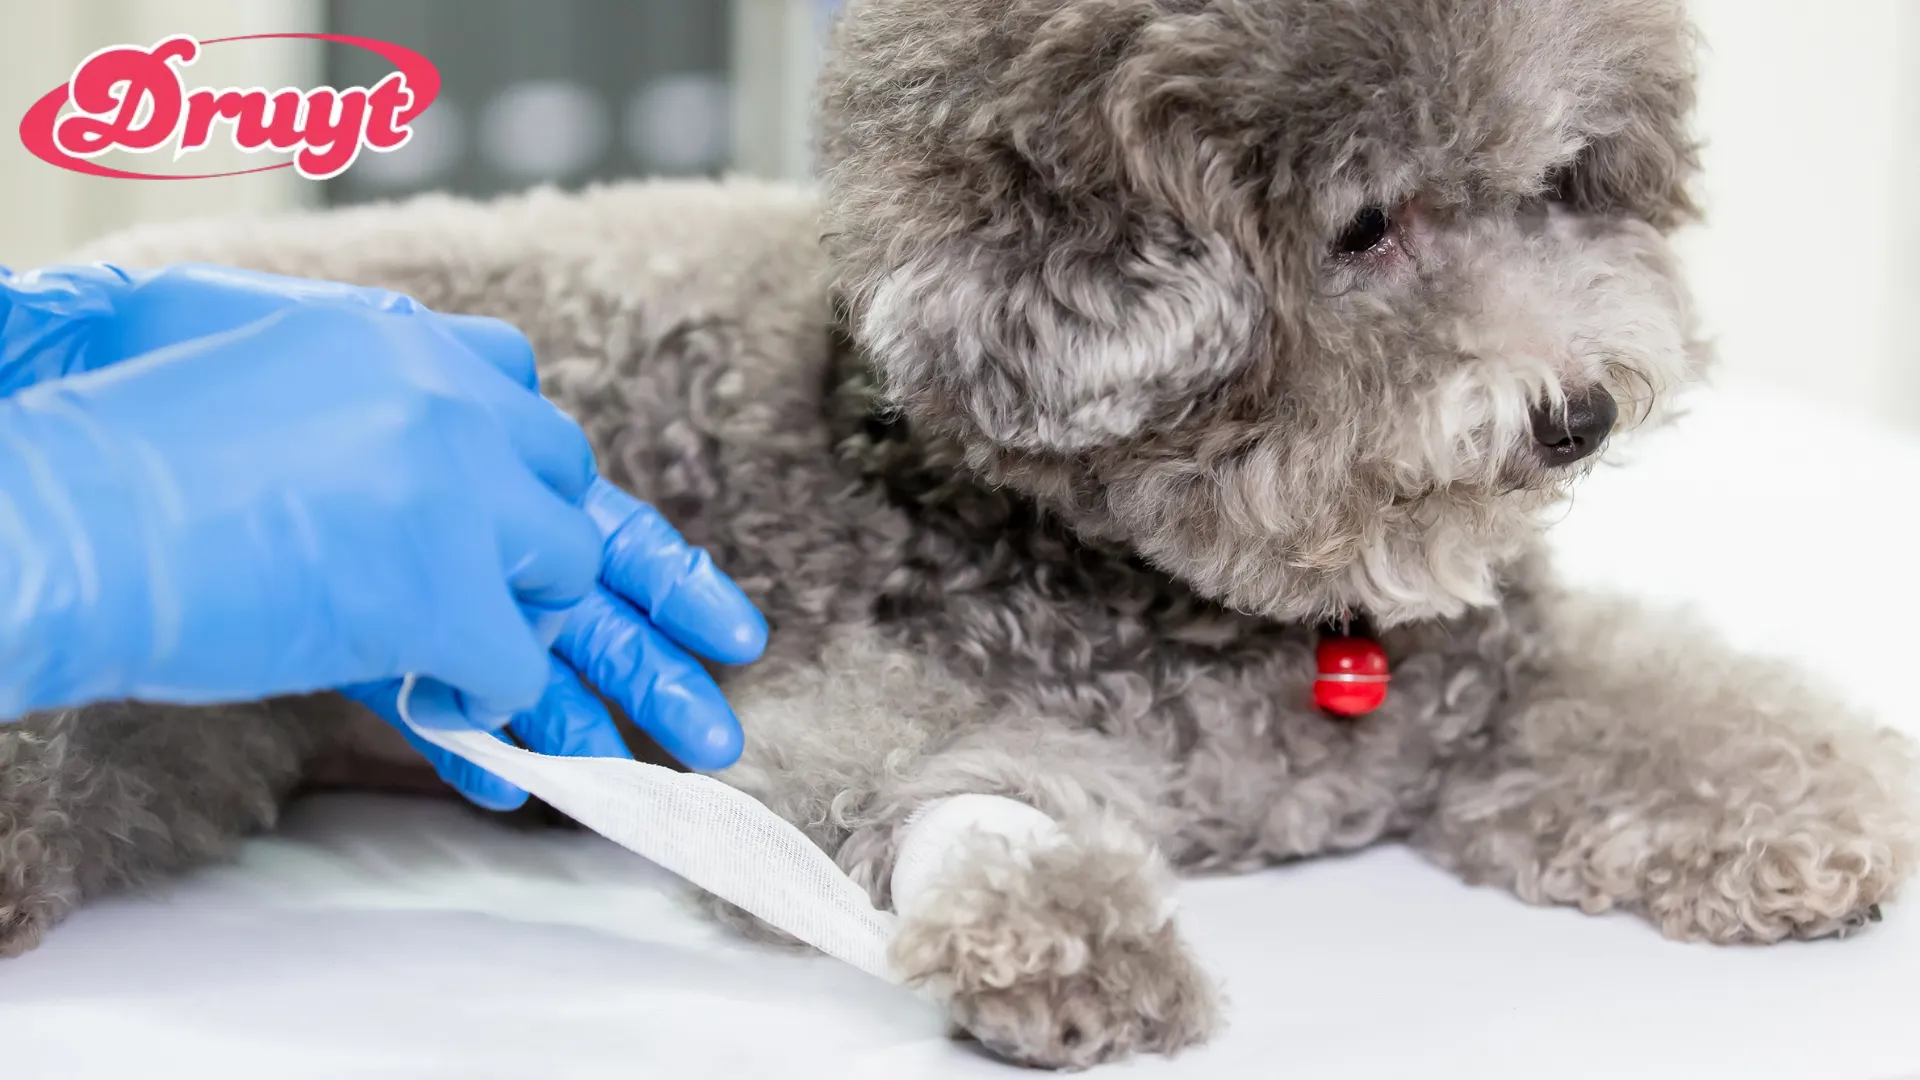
[1258,483,1562,630]
[1119,449,1577,630]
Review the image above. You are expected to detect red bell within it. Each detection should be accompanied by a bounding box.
[1314,636,1390,717]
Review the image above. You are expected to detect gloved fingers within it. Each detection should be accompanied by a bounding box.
[552,585,745,771]
[436,313,540,390]
[582,478,768,665]
[343,677,531,810]
[508,655,635,761]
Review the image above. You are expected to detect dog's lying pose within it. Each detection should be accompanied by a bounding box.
[4,0,1916,1068]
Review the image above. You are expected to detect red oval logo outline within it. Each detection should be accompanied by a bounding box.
[17,33,440,181]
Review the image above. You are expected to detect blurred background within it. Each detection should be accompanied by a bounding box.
[0,0,1913,432]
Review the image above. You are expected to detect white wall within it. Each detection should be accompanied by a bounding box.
[1677,0,1920,430]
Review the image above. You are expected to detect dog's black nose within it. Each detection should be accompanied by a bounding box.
[1529,387,1617,467]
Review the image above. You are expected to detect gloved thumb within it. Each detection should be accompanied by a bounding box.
[342,677,531,811]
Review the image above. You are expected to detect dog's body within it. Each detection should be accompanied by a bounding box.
[3,0,1917,1069]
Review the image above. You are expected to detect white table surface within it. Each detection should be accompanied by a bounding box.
[3,377,1916,1080]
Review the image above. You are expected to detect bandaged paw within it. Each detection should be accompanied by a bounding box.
[891,796,1181,929]
[891,795,1067,914]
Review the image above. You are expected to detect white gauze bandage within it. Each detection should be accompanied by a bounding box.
[396,679,1086,987]
[890,794,1068,915]
[395,675,900,982]
[892,796,1178,931]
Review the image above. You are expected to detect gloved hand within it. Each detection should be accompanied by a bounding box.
[0,263,768,809]
[0,295,601,714]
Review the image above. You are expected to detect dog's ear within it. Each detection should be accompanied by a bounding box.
[1551,2,1701,231]
[818,0,1268,453]
[827,207,1266,453]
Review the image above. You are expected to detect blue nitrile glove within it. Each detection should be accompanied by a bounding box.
[0,299,600,715]
[0,263,768,810]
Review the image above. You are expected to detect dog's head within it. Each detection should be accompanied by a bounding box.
[820,0,1704,626]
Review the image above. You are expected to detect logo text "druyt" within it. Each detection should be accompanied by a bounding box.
[18,33,440,181]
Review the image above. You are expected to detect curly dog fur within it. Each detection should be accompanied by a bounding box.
[3,0,1916,1069]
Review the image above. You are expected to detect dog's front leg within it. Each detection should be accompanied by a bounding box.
[879,790,1216,1070]
[712,631,1219,1070]
[1414,593,1919,943]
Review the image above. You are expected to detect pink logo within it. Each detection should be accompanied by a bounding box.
[18,33,440,180]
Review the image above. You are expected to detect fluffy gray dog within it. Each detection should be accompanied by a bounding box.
[5,0,1917,1068]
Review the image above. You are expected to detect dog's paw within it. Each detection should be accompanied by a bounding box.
[1633,825,1911,944]
[1506,795,1918,945]
[889,824,1219,1070]
[932,917,1217,1071]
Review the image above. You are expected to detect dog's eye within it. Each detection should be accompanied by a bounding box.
[1334,207,1392,255]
